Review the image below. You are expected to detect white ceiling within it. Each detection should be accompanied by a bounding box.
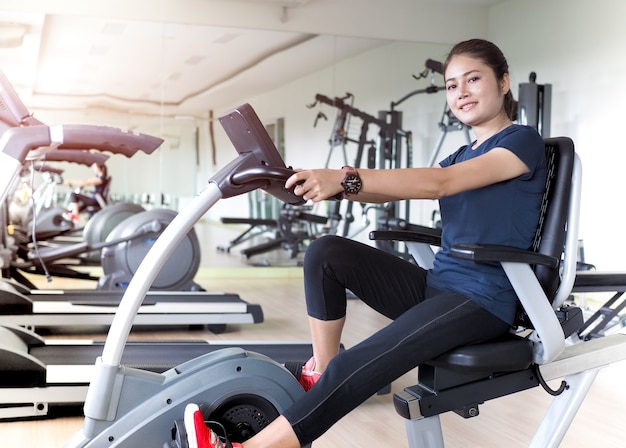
[0,0,504,119]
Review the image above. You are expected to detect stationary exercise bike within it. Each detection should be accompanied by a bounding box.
[63,104,332,448]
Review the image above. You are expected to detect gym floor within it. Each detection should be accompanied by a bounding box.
[2,221,626,447]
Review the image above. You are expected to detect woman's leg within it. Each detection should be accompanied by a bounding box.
[307,316,344,372]
[76,194,98,213]
[65,192,81,218]
[189,236,511,447]
[302,235,429,373]
[285,235,510,445]
[66,192,96,217]
[191,296,509,448]
[284,293,511,445]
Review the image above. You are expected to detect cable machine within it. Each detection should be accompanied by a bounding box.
[518,71,552,137]
[307,93,411,239]
[392,58,473,168]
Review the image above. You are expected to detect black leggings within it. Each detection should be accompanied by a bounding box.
[68,192,99,211]
[282,236,511,445]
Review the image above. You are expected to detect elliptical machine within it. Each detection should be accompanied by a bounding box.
[9,150,111,244]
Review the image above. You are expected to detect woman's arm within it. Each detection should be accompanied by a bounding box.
[285,147,530,204]
[64,176,104,188]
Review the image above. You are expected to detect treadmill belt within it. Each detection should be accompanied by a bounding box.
[31,341,314,373]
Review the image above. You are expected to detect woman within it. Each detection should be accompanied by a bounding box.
[62,163,110,223]
[183,38,546,448]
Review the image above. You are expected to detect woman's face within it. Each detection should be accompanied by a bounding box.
[444,54,509,128]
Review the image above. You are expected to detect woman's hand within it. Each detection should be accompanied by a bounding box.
[285,169,344,203]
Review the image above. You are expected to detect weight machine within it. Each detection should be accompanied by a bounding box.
[307,93,412,240]
[390,58,472,168]
[518,71,552,137]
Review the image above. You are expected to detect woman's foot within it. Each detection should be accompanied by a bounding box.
[184,404,242,448]
[300,356,322,391]
[62,212,79,223]
[285,357,321,391]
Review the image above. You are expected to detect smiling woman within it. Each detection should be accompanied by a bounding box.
[181,38,549,448]
[443,39,515,147]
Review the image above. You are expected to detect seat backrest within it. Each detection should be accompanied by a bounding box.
[530,137,575,303]
[102,176,111,200]
[453,137,579,363]
[95,176,111,208]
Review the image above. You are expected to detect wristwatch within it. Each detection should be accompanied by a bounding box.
[341,166,362,197]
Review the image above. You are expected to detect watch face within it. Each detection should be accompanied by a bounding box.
[343,174,362,194]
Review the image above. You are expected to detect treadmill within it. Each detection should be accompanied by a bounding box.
[0,279,262,332]
[1,202,262,333]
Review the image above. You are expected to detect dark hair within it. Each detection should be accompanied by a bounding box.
[443,39,516,120]
[96,163,108,178]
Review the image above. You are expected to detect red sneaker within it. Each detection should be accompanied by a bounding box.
[62,212,79,223]
[299,357,321,392]
[184,404,242,448]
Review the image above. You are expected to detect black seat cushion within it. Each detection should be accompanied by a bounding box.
[428,335,534,375]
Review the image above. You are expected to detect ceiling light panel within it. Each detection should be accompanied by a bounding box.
[35,14,309,108]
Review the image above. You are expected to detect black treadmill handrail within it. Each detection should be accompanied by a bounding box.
[0,125,162,163]
[0,125,53,161]
[42,149,110,166]
[57,124,163,158]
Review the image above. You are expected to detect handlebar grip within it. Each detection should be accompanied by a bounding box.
[425,59,443,75]
[0,126,52,160]
[57,125,163,157]
[44,149,110,166]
